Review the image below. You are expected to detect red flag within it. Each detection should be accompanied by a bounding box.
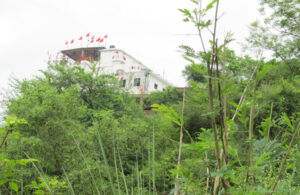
[65,41,68,45]
[100,38,104,42]
[91,39,94,43]
[104,35,108,38]
[79,36,82,40]
[86,33,90,37]
[70,39,74,44]
[91,35,94,40]
[96,37,101,42]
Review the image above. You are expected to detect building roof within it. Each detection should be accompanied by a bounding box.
[61,47,106,61]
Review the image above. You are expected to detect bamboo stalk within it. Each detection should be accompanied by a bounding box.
[148,145,151,195]
[175,88,186,195]
[195,1,206,53]
[194,0,223,175]
[24,152,53,194]
[215,41,228,164]
[213,176,220,195]
[62,167,76,195]
[96,131,115,194]
[113,141,121,195]
[205,152,210,195]
[210,1,230,192]
[231,66,258,122]
[209,0,222,170]
[135,154,141,195]
[117,144,129,195]
[73,137,101,195]
[247,105,255,184]
[270,122,300,194]
[267,102,274,138]
[152,124,156,195]
[0,129,12,152]
[222,36,228,155]
[193,0,228,192]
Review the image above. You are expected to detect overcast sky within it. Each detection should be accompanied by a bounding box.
[0,0,260,91]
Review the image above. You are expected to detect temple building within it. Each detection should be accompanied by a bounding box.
[61,46,172,94]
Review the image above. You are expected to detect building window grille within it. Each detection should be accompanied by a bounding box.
[134,78,140,86]
[154,83,158,89]
[121,80,126,87]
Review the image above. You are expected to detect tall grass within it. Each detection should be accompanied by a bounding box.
[117,144,129,195]
[62,167,76,195]
[24,152,53,194]
[73,137,101,195]
[152,124,156,195]
[96,130,115,194]
[113,140,121,195]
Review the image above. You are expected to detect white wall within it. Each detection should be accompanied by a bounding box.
[99,49,145,74]
[98,48,171,94]
[148,74,169,93]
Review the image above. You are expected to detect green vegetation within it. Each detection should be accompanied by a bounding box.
[1,0,299,194]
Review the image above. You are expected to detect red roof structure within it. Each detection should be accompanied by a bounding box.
[61,47,106,62]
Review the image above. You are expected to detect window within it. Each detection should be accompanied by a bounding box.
[121,79,126,87]
[154,83,158,89]
[134,78,140,86]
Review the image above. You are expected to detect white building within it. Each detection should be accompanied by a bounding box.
[61,46,172,94]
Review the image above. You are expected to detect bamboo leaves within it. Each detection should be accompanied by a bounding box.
[152,104,183,126]
[205,0,217,11]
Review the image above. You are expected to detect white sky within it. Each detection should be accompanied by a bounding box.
[0,0,260,91]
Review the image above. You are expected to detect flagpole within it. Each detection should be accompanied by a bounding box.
[86,33,90,48]
[104,35,108,48]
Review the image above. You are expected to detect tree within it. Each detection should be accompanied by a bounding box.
[182,63,206,83]
[247,0,300,61]
[6,80,86,175]
[144,86,183,108]
[3,61,178,194]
